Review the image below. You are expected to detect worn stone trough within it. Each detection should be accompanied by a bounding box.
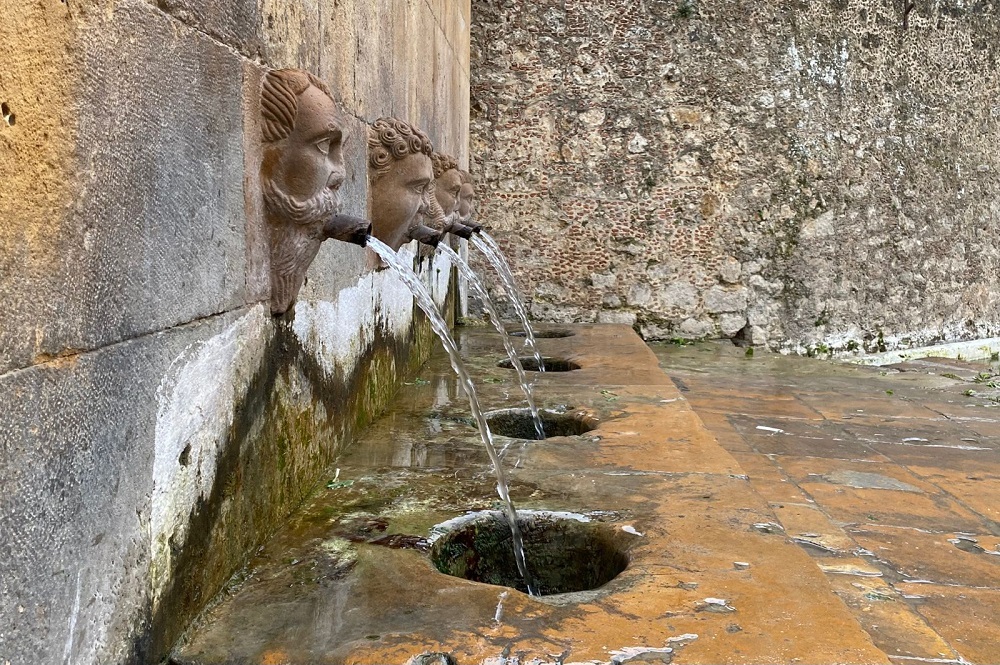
[173,325,887,665]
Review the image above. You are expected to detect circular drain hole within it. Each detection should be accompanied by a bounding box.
[507,329,575,339]
[498,356,580,371]
[430,511,629,595]
[486,408,597,439]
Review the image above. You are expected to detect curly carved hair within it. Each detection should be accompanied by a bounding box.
[261,68,332,143]
[367,117,434,180]
[431,152,459,179]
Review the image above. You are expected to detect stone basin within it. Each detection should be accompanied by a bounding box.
[429,510,633,596]
[172,325,889,665]
[485,407,597,439]
[497,355,580,372]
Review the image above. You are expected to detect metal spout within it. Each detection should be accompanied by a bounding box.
[444,221,476,239]
[324,214,371,247]
[408,223,443,247]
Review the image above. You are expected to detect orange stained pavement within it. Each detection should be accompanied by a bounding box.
[658,340,1000,665]
[173,326,1000,665]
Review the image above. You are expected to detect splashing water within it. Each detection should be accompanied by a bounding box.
[471,232,545,373]
[438,243,545,440]
[368,237,537,595]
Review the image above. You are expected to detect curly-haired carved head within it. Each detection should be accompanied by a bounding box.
[431,152,459,179]
[458,170,476,223]
[367,117,434,182]
[367,117,436,251]
[431,152,463,220]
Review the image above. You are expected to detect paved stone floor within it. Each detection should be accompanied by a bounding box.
[173,327,1000,665]
[653,341,1000,665]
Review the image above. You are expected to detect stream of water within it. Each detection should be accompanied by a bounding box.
[437,243,545,440]
[367,237,537,595]
[471,232,545,373]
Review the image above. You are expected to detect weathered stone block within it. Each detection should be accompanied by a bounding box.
[704,286,750,314]
[0,307,267,665]
[656,281,698,314]
[154,0,263,57]
[597,310,637,325]
[719,257,742,284]
[679,317,712,337]
[1,0,247,375]
[720,313,749,336]
[470,0,1000,350]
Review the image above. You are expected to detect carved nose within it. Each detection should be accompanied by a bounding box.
[327,169,345,190]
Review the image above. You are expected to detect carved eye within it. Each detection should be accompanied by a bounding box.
[316,138,331,155]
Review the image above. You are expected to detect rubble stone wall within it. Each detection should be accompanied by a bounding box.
[470,0,1000,353]
[0,1,469,662]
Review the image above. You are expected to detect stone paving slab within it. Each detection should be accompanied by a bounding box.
[653,340,1000,665]
[173,326,887,665]
[894,584,1000,664]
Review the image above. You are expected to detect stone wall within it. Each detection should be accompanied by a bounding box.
[470,0,1000,353]
[0,1,469,663]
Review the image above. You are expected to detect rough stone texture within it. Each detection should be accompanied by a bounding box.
[0,309,262,665]
[170,326,890,665]
[0,0,470,663]
[469,0,1000,352]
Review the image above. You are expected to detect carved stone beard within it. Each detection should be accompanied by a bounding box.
[262,178,341,315]
[427,186,451,228]
[263,178,341,226]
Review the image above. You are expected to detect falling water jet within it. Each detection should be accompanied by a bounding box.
[471,232,545,373]
[367,237,538,595]
[437,243,545,440]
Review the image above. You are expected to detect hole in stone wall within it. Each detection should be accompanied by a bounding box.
[485,408,597,440]
[1,102,14,126]
[430,511,630,596]
[498,356,580,372]
[178,443,191,466]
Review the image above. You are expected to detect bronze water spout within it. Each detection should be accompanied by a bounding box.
[325,214,371,246]
[444,221,477,239]
[261,68,366,315]
[407,222,442,247]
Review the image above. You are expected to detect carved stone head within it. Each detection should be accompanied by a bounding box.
[431,152,462,221]
[261,68,367,315]
[457,170,477,225]
[367,117,436,251]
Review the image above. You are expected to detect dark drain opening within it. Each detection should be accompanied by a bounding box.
[498,356,580,371]
[486,408,597,439]
[430,511,630,595]
[507,329,575,339]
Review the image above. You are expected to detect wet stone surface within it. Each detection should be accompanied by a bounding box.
[172,326,1000,665]
[653,340,1000,665]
